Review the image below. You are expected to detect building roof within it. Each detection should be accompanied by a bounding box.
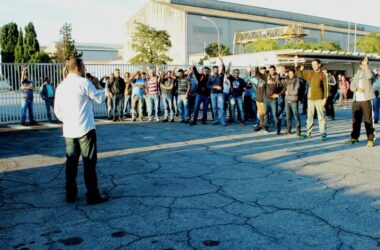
[154,0,379,35]
[205,49,380,67]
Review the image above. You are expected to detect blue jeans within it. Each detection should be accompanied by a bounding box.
[285,101,301,135]
[45,98,54,121]
[333,90,340,104]
[211,93,225,124]
[278,95,285,119]
[21,98,34,123]
[229,96,245,121]
[173,94,178,115]
[146,94,159,119]
[123,95,131,116]
[373,93,380,122]
[112,93,123,117]
[178,94,189,121]
[193,94,209,121]
[251,97,258,124]
[264,98,279,132]
[162,94,174,119]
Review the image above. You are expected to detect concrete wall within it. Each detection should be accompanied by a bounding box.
[123,1,186,65]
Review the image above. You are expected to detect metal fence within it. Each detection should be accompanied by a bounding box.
[0,63,247,124]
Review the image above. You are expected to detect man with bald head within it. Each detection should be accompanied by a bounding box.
[55,58,108,205]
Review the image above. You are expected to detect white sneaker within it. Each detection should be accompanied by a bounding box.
[156,118,160,122]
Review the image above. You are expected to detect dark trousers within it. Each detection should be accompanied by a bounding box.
[285,101,301,135]
[65,129,99,199]
[351,101,375,141]
[325,95,335,119]
[45,98,54,121]
[193,94,209,121]
[112,93,123,118]
[189,95,196,119]
[278,95,285,118]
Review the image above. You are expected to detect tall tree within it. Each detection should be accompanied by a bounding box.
[356,33,380,54]
[23,22,40,62]
[129,23,172,64]
[54,23,81,63]
[14,29,25,63]
[0,22,19,62]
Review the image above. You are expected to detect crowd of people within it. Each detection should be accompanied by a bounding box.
[19,56,380,146]
[17,57,380,204]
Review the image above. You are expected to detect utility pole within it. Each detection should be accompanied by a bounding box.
[347,22,351,51]
[319,24,325,43]
[354,23,357,53]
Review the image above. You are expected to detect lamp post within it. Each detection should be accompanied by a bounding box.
[202,16,220,56]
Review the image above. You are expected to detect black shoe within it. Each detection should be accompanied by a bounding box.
[66,193,77,203]
[87,194,109,205]
[190,121,197,126]
[112,117,117,122]
[180,120,185,123]
[254,126,262,132]
[162,119,169,123]
[170,118,175,123]
[29,120,38,126]
[185,120,189,124]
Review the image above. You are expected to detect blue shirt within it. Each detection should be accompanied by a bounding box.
[246,77,258,98]
[132,78,145,97]
[21,80,34,99]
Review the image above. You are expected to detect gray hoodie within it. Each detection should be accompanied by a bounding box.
[350,68,375,101]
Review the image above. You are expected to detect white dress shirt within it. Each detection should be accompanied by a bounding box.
[54,73,105,138]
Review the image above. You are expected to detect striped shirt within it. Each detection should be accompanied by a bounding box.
[147,76,158,94]
[177,77,190,95]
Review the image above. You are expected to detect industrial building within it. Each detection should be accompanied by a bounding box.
[123,0,380,65]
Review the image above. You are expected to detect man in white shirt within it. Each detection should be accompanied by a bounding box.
[55,58,108,204]
[346,57,376,147]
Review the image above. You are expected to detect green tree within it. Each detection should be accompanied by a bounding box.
[29,51,51,63]
[245,38,279,52]
[14,29,25,63]
[356,33,380,54]
[0,22,19,62]
[283,41,319,50]
[23,22,40,62]
[205,43,230,57]
[54,23,82,63]
[129,23,172,64]
[319,41,342,51]
[282,40,342,51]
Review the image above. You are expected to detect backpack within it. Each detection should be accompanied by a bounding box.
[46,84,54,98]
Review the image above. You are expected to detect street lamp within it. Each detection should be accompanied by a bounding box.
[202,16,220,56]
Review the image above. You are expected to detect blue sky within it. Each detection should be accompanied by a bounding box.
[1,0,379,46]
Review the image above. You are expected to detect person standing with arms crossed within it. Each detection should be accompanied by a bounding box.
[55,58,108,205]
